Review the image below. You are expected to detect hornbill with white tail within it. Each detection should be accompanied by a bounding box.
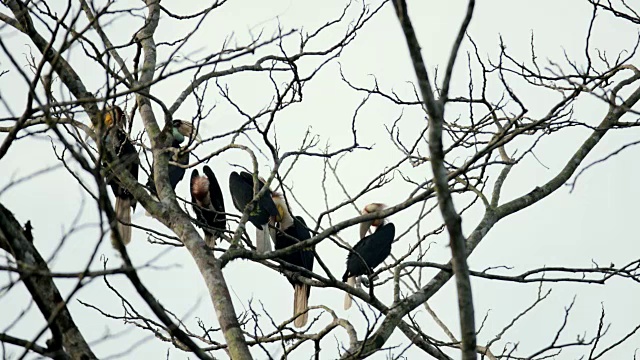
[343,203,395,309]
[146,120,200,197]
[190,166,226,247]
[272,194,314,328]
[101,106,139,248]
[228,171,278,253]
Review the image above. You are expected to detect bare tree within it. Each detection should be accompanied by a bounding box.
[1,0,640,359]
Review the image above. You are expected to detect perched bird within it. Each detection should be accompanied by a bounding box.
[343,203,395,309]
[190,166,226,247]
[272,194,314,328]
[101,106,139,248]
[146,120,200,197]
[23,220,33,243]
[228,171,279,253]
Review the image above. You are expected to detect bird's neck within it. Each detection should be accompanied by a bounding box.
[279,212,294,229]
[272,195,294,229]
[172,127,185,144]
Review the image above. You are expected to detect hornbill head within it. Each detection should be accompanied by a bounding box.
[191,170,210,203]
[359,203,387,239]
[271,192,293,229]
[172,120,201,144]
[104,105,125,129]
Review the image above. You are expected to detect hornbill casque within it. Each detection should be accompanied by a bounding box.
[146,120,200,198]
[101,106,139,248]
[343,203,395,310]
[228,171,279,253]
[190,166,226,247]
[272,194,314,328]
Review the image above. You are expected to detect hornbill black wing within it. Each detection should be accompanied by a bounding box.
[274,215,314,328]
[168,142,189,190]
[228,171,277,227]
[228,171,253,220]
[238,171,279,219]
[104,124,139,247]
[147,139,189,196]
[293,216,314,274]
[190,168,200,205]
[105,128,139,195]
[203,166,226,232]
[344,222,395,280]
[275,216,314,281]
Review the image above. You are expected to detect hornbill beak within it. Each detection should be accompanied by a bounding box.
[173,120,202,142]
[269,192,286,247]
[359,203,387,239]
[271,192,287,223]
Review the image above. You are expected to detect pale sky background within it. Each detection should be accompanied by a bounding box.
[1,0,640,359]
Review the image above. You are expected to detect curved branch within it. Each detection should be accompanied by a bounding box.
[393,1,478,358]
[0,203,97,359]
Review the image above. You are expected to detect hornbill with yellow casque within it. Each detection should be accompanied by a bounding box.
[272,194,314,327]
[100,106,139,248]
[190,166,226,247]
[228,171,279,253]
[343,203,395,309]
[146,120,200,197]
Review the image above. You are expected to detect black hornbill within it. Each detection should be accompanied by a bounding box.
[272,194,314,328]
[343,203,395,309]
[146,120,200,197]
[190,166,226,247]
[228,171,279,253]
[101,106,139,248]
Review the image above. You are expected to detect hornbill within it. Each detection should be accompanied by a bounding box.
[272,194,314,328]
[101,106,139,248]
[343,203,395,309]
[190,166,226,247]
[228,171,279,253]
[146,120,200,197]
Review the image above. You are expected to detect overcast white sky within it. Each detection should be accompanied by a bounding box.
[1,0,640,359]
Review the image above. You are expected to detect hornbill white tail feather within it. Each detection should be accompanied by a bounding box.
[256,225,272,253]
[112,197,132,248]
[294,283,310,327]
[343,276,356,310]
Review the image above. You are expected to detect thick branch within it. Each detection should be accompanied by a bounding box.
[393,1,477,359]
[134,1,252,358]
[0,203,97,359]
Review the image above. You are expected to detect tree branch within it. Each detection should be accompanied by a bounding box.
[0,203,97,359]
